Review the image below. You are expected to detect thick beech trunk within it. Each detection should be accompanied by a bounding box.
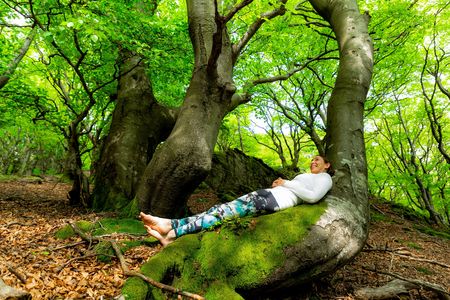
[136,0,235,217]
[92,50,175,211]
[241,0,374,295]
[123,0,374,297]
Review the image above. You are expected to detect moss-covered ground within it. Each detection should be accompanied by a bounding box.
[122,201,327,299]
[55,217,157,262]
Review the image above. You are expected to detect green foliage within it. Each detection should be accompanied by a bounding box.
[125,202,327,299]
[415,266,434,275]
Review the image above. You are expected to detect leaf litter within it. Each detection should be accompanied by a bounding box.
[0,179,449,299]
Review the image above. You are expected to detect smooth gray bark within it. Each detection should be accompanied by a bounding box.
[240,0,374,295]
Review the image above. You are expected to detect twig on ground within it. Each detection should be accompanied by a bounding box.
[55,253,101,273]
[110,241,205,300]
[363,266,450,299]
[6,263,27,284]
[370,204,385,215]
[0,278,31,300]
[363,246,450,268]
[48,241,86,251]
[2,221,36,228]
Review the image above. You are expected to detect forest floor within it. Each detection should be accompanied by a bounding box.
[0,178,449,299]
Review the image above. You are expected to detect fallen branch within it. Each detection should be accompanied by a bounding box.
[363,246,450,268]
[363,266,450,299]
[110,241,205,300]
[68,221,205,300]
[55,253,103,273]
[6,263,27,284]
[2,221,36,228]
[354,279,418,299]
[396,253,450,268]
[48,241,86,251]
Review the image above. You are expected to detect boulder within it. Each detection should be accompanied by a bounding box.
[205,149,283,201]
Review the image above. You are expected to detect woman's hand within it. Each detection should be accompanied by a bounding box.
[271,177,285,188]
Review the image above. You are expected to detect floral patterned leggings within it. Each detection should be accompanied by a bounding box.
[171,189,279,237]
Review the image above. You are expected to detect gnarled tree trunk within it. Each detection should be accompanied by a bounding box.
[92,49,176,211]
[136,0,235,217]
[242,0,374,294]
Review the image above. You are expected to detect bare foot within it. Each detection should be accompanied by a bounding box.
[144,225,176,247]
[139,212,172,235]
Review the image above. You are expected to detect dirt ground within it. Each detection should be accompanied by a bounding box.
[0,180,449,299]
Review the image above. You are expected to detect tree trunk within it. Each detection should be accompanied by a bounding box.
[0,26,36,90]
[242,0,374,294]
[65,124,89,207]
[136,0,235,217]
[92,49,175,211]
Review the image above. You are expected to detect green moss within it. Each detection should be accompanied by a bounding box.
[414,225,450,240]
[415,266,434,275]
[92,218,147,236]
[370,211,389,223]
[122,277,149,300]
[204,281,244,300]
[120,198,140,218]
[94,241,115,262]
[407,242,422,250]
[125,202,327,299]
[55,220,94,239]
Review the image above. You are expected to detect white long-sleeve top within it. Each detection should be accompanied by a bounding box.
[268,173,332,211]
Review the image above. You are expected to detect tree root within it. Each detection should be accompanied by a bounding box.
[362,267,450,300]
[68,221,205,300]
[0,278,31,300]
[364,245,450,268]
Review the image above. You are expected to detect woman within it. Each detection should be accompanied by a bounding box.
[140,155,333,246]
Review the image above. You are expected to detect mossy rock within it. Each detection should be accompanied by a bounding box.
[122,202,327,299]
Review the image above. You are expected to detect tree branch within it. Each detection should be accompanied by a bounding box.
[232,0,287,62]
[0,24,37,89]
[223,0,253,24]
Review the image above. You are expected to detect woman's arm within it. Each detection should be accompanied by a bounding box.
[282,174,332,203]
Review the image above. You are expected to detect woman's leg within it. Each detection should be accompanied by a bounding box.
[172,193,259,237]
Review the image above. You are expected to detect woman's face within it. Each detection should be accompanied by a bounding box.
[310,156,330,174]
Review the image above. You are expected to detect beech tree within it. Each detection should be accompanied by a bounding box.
[125,0,373,297]
[135,0,291,217]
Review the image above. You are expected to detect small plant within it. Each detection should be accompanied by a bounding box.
[407,242,422,250]
[415,266,433,275]
[221,216,252,234]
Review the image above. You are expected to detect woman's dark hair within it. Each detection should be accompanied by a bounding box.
[318,155,335,176]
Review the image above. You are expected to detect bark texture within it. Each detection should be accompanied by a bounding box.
[65,123,89,207]
[240,0,374,295]
[92,50,175,211]
[124,0,374,297]
[136,0,236,217]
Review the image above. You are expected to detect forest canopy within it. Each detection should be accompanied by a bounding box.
[0,0,449,225]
